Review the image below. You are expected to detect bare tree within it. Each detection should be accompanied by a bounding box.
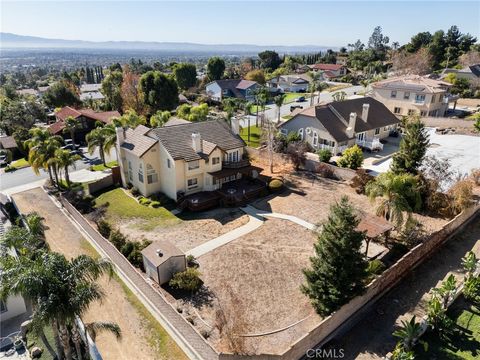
[392,48,432,76]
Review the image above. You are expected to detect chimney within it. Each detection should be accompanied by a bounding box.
[346,112,356,138]
[231,116,240,135]
[191,132,202,153]
[362,103,370,122]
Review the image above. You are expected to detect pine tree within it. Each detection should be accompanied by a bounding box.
[302,196,368,316]
[391,116,429,175]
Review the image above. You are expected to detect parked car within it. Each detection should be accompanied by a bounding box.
[290,105,303,112]
[0,154,6,166]
[295,96,306,102]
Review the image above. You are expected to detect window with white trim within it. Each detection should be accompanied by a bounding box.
[390,90,397,98]
[394,107,401,114]
[128,161,133,182]
[138,163,144,183]
[313,131,318,147]
[408,109,416,116]
[404,92,410,100]
[146,164,158,184]
[375,128,380,135]
[212,157,220,165]
[188,160,199,170]
[187,178,198,189]
[298,128,304,140]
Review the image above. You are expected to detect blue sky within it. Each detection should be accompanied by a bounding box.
[1,1,479,47]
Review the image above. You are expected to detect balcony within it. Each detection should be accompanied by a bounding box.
[356,137,384,151]
[222,159,250,169]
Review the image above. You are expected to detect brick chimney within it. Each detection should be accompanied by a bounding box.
[346,112,356,138]
[362,103,370,122]
[191,132,202,153]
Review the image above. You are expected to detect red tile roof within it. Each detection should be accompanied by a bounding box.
[79,109,120,124]
[55,106,82,121]
[48,121,66,135]
[51,107,120,134]
[310,63,344,71]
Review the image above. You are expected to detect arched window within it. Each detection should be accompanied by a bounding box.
[146,164,158,184]
[313,132,318,147]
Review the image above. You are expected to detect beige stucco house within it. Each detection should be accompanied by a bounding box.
[116,119,254,200]
[371,76,454,118]
[278,97,400,154]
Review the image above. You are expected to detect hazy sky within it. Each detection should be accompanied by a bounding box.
[1,1,479,46]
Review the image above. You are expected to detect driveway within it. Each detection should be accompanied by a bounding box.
[364,128,480,180]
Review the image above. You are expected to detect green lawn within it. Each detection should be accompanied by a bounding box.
[94,188,180,230]
[5,158,30,172]
[240,125,262,148]
[251,105,271,113]
[283,92,311,104]
[26,325,56,360]
[415,299,480,360]
[91,160,118,172]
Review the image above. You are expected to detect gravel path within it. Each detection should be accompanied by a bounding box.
[336,216,480,360]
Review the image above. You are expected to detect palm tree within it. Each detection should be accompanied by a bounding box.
[84,321,122,342]
[56,149,81,188]
[243,101,254,144]
[87,125,116,166]
[1,252,116,360]
[366,172,421,228]
[392,316,423,351]
[274,94,286,123]
[309,71,322,106]
[63,116,79,148]
[22,212,46,238]
[316,82,329,104]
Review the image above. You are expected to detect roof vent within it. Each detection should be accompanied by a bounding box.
[156,249,164,257]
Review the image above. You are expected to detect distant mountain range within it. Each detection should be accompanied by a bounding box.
[0,32,333,54]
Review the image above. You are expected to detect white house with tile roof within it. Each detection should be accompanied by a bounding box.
[115,119,257,200]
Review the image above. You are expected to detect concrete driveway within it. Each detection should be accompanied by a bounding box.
[364,128,480,180]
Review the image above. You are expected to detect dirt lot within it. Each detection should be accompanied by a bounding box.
[13,188,186,360]
[177,218,321,355]
[118,207,249,252]
[252,174,447,234]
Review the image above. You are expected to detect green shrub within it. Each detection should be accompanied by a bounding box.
[337,145,364,169]
[97,219,112,238]
[317,149,332,163]
[131,187,140,196]
[286,131,301,144]
[463,275,480,303]
[138,197,151,206]
[4,165,15,173]
[150,200,161,208]
[169,267,202,293]
[350,169,374,194]
[109,229,127,249]
[367,259,386,276]
[268,179,283,191]
[121,239,152,270]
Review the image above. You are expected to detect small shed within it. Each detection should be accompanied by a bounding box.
[141,241,186,285]
[357,213,394,239]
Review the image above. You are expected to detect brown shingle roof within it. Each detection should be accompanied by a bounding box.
[151,120,245,162]
[120,125,157,157]
[79,109,120,124]
[164,117,191,127]
[310,63,344,71]
[55,106,82,121]
[141,241,184,267]
[0,136,18,149]
[48,121,66,135]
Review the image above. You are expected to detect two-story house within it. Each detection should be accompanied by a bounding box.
[116,119,257,200]
[278,97,400,154]
[267,74,311,93]
[371,76,454,118]
[309,63,348,79]
[49,106,120,142]
[205,79,259,102]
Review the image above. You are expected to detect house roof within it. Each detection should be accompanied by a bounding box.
[0,136,18,149]
[51,107,120,134]
[16,88,39,96]
[164,117,191,127]
[150,120,246,162]
[55,106,82,121]
[80,91,104,101]
[208,79,258,99]
[281,97,400,142]
[80,83,102,92]
[372,76,451,94]
[79,109,120,123]
[120,125,157,157]
[357,212,394,238]
[236,79,258,90]
[310,63,344,71]
[141,240,184,267]
[270,74,311,86]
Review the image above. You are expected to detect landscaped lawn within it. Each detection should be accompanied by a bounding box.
[251,105,271,113]
[5,157,30,172]
[94,188,180,230]
[240,125,262,148]
[26,325,56,360]
[91,160,118,171]
[283,92,311,104]
[415,299,480,360]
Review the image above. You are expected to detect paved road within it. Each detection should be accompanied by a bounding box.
[239,84,364,128]
[335,217,480,360]
[0,147,116,191]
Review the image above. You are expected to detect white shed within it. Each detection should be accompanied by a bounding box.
[141,241,186,285]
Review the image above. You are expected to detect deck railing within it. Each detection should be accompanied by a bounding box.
[222,159,250,168]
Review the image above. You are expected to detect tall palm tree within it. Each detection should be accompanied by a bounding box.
[63,116,80,148]
[1,252,116,360]
[366,172,421,228]
[84,321,122,342]
[243,101,253,144]
[56,149,81,188]
[316,82,329,104]
[274,94,286,123]
[309,71,322,106]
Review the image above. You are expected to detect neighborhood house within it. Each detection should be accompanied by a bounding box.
[205,79,259,102]
[116,119,260,200]
[371,76,455,118]
[278,97,400,154]
[267,74,311,93]
[309,63,348,79]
